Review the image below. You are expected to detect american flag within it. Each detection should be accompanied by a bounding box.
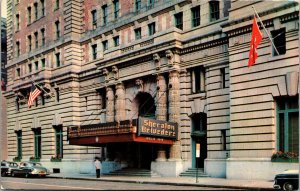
[28,84,42,108]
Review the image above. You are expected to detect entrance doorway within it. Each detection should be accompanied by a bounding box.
[191,113,207,168]
[193,138,207,168]
[107,142,157,170]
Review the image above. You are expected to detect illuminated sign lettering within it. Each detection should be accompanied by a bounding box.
[138,117,178,140]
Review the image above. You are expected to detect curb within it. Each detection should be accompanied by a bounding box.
[47,176,274,190]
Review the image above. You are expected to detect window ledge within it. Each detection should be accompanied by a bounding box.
[187,92,206,100]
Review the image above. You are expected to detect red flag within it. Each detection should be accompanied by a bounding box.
[28,84,42,108]
[248,17,263,67]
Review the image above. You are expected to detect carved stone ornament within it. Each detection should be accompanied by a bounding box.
[135,79,144,92]
[153,53,161,70]
[165,49,174,67]
[102,68,108,75]
[112,66,119,80]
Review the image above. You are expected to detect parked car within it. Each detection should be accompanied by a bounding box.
[1,161,19,177]
[11,162,50,178]
[274,170,299,191]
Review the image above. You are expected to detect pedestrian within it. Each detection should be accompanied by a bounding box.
[94,158,101,178]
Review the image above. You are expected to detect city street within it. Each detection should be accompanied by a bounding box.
[0,177,240,190]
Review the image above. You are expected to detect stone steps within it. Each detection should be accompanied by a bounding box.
[179,168,209,177]
[104,168,161,177]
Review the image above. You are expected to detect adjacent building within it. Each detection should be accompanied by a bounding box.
[5,0,299,179]
[1,17,7,160]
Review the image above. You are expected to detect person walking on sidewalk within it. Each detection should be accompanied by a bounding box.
[94,158,102,178]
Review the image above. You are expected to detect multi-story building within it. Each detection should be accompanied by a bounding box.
[5,0,298,179]
[1,17,7,160]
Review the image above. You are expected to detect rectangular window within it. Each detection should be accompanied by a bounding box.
[271,28,286,56]
[34,32,38,49]
[277,97,299,155]
[136,0,141,12]
[16,14,20,31]
[102,40,108,51]
[191,113,207,132]
[102,5,108,25]
[16,68,20,77]
[114,0,119,19]
[209,0,220,22]
[28,63,32,73]
[56,88,60,102]
[28,35,32,52]
[221,130,226,150]
[41,28,45,46]
[148,22,156,36]
[33,128,41,159]
[54,126,63,158]
[191,66,205,93]
[113,36,119,47]
[191,6,200,27]
[28,7,32,24]
[16,41,20,56]
[148,0,155,8]
[35,61,39,71]
[34,3,38,20]
[220,68,226,88]
[174,12,183,30]
[41,58,46,68]
[92,44,97,60]
[16,130,22,159]
[55,0,59,10]
[16,98,20,111]
[41,92,45,105]
[55,53,60,67]
[91,10,97,29]
[55,21,60,39]
[135,28,141,40]
[41,0,45,16]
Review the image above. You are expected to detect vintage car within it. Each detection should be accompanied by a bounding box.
[1,161,19,176]
[10,162,50,178]
[274,170,299,191]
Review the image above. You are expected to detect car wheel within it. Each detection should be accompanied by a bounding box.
[283,182,294,191]
[1,172,5,177]
[11,172,15,177]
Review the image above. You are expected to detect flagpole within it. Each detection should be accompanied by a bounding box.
[252,6,280,56]
[29,77,53,98]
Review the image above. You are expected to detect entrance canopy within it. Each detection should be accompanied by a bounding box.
[67,118,178,146]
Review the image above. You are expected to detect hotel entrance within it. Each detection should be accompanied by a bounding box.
[191,112,207,168]
[106,142,157,170]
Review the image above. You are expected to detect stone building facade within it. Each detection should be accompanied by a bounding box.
[4,0,299,179]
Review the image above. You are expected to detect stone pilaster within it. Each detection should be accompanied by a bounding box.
[156,74,167,121]
[106,86,115,122]
[168,70,181,161]
[115,82,126,122]
[155,74,167,161]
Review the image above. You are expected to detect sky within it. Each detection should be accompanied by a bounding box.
[1,0,7,18]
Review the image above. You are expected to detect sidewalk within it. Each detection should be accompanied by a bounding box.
[47,173,274,190]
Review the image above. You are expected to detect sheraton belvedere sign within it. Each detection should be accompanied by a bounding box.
[138,117,178,140]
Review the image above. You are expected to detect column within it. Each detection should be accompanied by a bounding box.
[155,74,167,161]
[106,86,114,122]
[115,82,126,122]
[168,70,181,161]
